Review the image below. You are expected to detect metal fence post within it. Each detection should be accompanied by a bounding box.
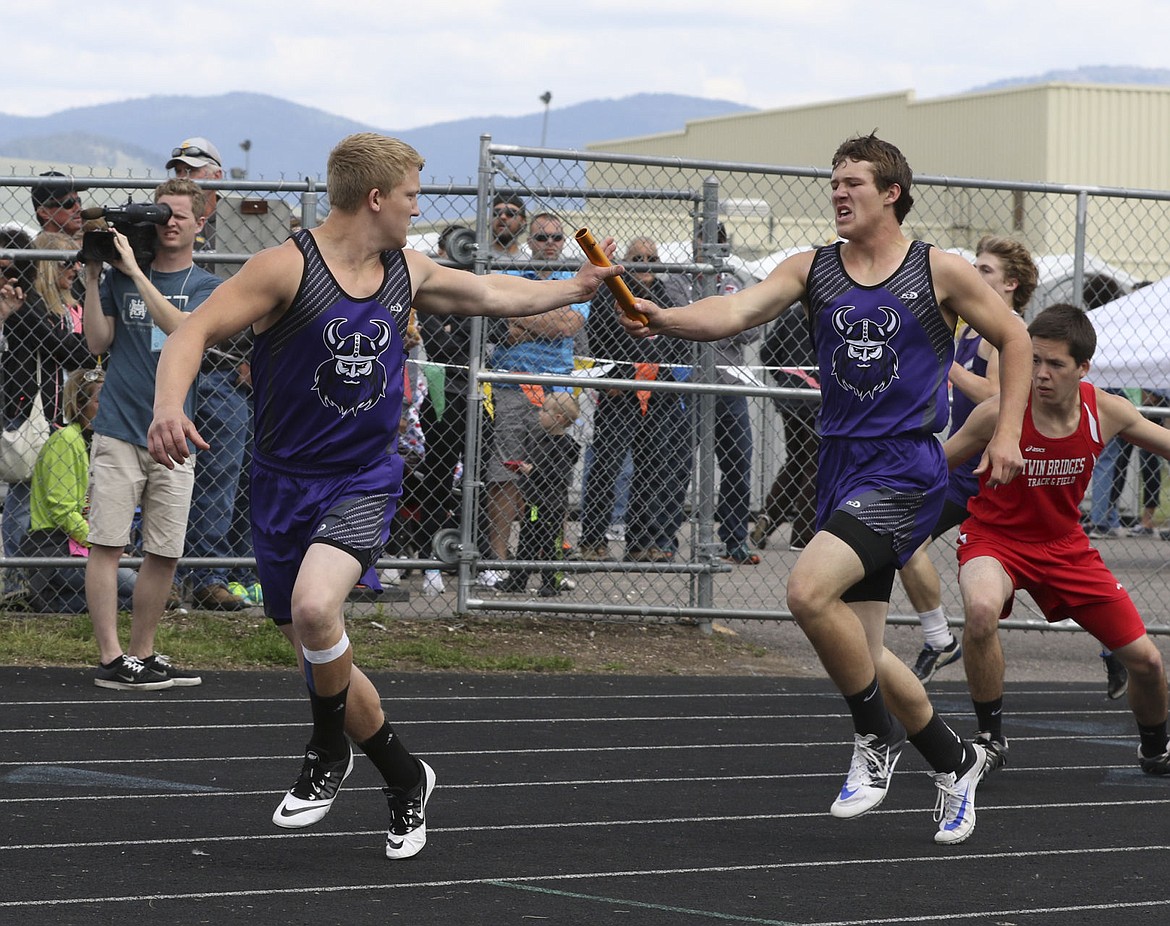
[691,177,723,625]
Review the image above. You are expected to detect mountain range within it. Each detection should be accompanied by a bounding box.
[0,93,754,184]
[4,66,1169,186]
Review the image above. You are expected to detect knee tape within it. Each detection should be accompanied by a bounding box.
[302,632,350,665]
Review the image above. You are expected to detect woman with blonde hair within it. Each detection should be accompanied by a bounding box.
[31,231,84,333]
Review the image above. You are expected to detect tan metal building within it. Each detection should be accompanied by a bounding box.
[586,83,1170,189]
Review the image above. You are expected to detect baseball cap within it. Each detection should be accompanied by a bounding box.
[30,170,88,210]
[167,137,223,170]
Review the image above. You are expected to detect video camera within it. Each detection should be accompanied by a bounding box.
[80,202,173,270]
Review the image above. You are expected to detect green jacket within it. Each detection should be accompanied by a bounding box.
[29,422,89,545]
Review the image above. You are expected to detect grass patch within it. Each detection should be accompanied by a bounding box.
[0,609,784,676]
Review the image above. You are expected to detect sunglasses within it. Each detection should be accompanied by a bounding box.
[531,233,564,243]
[172,145,220,164]
[627,255,659,263]
[46,197,79,210]
[492,208,523,219]
[58,257,80,270]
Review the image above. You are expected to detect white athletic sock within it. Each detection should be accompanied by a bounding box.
[917,607,954,650]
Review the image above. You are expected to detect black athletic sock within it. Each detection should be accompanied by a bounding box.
[306,685,349,762]
[972,697,1004,742]
[359,721,422,791]
[908,711,966,774]
[1137,721,1169,758]
[842,676,892,738]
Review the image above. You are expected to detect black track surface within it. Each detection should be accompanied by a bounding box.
[2,667,1167,925]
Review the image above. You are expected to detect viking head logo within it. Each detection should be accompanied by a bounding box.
[312,317,394,416]
[830,305,901,399]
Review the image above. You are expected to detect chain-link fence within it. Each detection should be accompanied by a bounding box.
[1,144,1169,633]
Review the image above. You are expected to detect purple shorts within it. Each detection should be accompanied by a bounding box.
[816,434,947,568]
[250,451,404,624]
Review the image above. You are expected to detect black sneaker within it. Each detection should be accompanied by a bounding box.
[974,731,1009,781]
[912,638,963,683]
[143,653,203,687]
[1102,652,1129,700]
[272,745,354,828]
[385,759,436,859]
[1139,746,1170,775]
[94,654,175,691]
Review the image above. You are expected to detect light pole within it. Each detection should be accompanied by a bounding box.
[539,91,552,147]
[239,139,252,179]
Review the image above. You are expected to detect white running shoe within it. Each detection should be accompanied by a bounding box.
[830,721,907,819]
[272,745,354,829]
[933,742,987,845]
[476,569,505,588]
[385,759,436,859]
[422,570,445,596]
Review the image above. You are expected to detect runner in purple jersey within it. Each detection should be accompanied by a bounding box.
[898,237,1036,687]
[147,133,620,860]
[618,134,1032,845]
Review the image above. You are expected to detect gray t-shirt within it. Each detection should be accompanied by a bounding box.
[94,264,220,447]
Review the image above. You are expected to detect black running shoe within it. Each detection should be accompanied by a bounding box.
[1102,652,1129,700]
[385,759,436,859]
[1139,746,1170,776]
[974,731,1009,781]
[143,653,202,687]
[912,638,962,683]
[272,745,354,828]
[94,654,174,691]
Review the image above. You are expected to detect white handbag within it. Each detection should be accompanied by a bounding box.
[0,358,51,484]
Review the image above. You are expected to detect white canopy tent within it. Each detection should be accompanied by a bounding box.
[1087,277,1170,392]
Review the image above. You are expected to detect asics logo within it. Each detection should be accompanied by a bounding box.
[901,291,918,300]
[1024,446,1045,453]
[846,499,862,508]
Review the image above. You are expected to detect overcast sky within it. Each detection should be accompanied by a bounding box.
[8,1,1170,129]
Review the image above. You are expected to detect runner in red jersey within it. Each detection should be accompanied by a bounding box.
[945,303,1170,778]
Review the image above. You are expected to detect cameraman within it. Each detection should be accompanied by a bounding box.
[82,178,220,691]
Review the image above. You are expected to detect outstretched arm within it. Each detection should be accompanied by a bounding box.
[617,250,813,343]
[1105,388,1170,457]
[406,243,621,318]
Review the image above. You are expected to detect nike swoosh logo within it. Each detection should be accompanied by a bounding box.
[387,838,404,849]
[862,689,878,702]
[839,786,857,799]
[277,805,321,818]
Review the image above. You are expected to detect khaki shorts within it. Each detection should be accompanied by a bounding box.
[87,433,196,559]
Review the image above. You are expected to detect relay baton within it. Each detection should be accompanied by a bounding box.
[574,228,648,324]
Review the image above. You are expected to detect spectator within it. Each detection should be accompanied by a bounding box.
[479,211,589,587]
[31,171,87,242]
[1132,388,1170,536]
[499,391,582,595]
[1,234,95,575]
[752,303,820,551]
[22,368,137,613]
[83,178,219,691]
[166,135,256,610]
[579,236,694,562]
[167,137,223,250]
[31,232,85,334]
[695,223,764,565]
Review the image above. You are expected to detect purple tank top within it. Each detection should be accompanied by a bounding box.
[806,240,954,438]
[250,230,413,471]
